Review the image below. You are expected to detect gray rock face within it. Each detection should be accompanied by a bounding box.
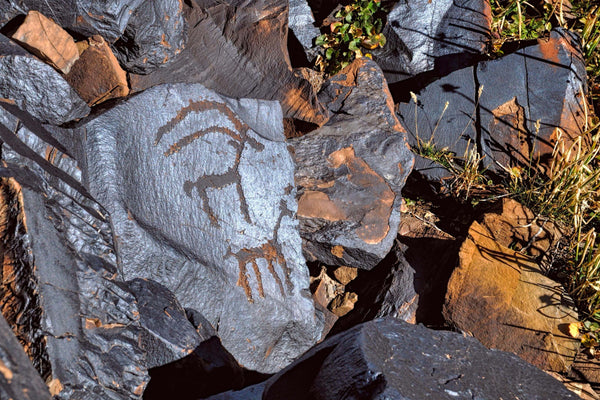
[288,0,320,62]
[374,0,491,83]
[291,59,414,270]
[112,0,187,74]
[397,29,588,179]
[0,34,89,125]
[0,0,143,42]
[129,0,328,126]
[0,314,51,400]
[55,83,321,373]
[261,318,578,400]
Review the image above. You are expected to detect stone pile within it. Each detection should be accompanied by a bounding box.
[0,0,595,399]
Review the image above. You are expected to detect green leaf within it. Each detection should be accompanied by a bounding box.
[315,34,328,46]
[349,39,360,51]
[326,48,334,60]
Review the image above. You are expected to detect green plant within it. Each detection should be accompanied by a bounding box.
[315,0,387,76]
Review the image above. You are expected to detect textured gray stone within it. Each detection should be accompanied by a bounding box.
[373,0,491,83]
[53,83,321,373]
[261,317,578,400]
[112,0,187,74]
[288,0,320,62]
[0,34,89,125]
[291,59,414,270]
[0,314,51,400]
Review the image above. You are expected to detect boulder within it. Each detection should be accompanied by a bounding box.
[0,34,89,124]
[443,214,579,372]
[50,83,322,373]
[260,317,578,399]
[291,59,414,269]
[0,314,51,400]
[129,0,327,126]
[373,0,491,83]
[9,10,79,74]
[65,35,129,106]
[112,0,187,74]
[288,0,320,63]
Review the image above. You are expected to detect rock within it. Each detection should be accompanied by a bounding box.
[288,0,320,63]
[204,381,267,400]
[112,0,186,74]
[0,107,149,399]
[9,10,79,74]
[0,0,144,42]
[397,29,588,179]
[127,278,201,369]
[129,0,327,126]
[443,217,579,373]
[291,59,414,269]
[0,34,89,124]
[329,292,357,317]
[0,314,51,400]
[261,317,578,399]
[65,35,129,106]
[50,83,322,373]
[572,352,600,394]
[373,0,491,83]
[332,265,357,285]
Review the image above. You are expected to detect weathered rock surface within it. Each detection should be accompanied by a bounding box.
[65,35,129,106]
[288,0,320,63]
[0,34,89,124]
[112,0,186,74]
[9,10,79,74]
[291,59,413,269]
[397,29,588,179]
[259,317,577,399]
[0,314,51,400]
[374,0,491,83]
[443,209,579,373]
[129,0,327,126]
[52,83,322,373]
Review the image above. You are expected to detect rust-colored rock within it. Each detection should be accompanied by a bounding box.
[329,292,358,317]
[65,35,129,106]
[443,218,579,372]
[332,266,358,285]
[10,11,79,74]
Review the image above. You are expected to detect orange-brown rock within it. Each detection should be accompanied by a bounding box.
[332,266,358,285]
[65,36,129,106]
[443,218,579,372]
[329,292,358,317]
[10,11,79,74]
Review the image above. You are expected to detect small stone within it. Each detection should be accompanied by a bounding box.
[10,11,79,74]
[329,292,358,317]
[332,266,358,285]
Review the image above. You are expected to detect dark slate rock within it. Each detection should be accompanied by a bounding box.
[291,59,414,270]
[288,0,320,62]
[0,314,51,400]
[112,0,187,74]
[374,0,491,83]
[52,83,322,373]
[203,381,266,400]
[0,0,143,42]
[129,0,328,126]
[261,317,578,400]
[127,278,201,369]
[0,34,89,125]
[0,106,148,399]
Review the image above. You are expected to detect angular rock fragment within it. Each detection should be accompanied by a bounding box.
[10,10,79,74]
[129,0,327,126]
[0,34,89,124]
[288,0,320,63]
[112,0,186,74]
[65,35,129,106]
[0,314,51,400]
[51,83,322,373]
[443,210,579,372]
[374,0,491,83]
[261,318,578,399]
[291,59,413,269]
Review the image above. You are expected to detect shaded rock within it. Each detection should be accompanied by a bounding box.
[443,217,579,373]
[0,0,144,42]
[0,34,89,124]
[0,313,51,400]
[288,0,320,63]
[127,278,201,369]
[548,371,600,400]
[112,0,187,74]
[261,317,577,399]
[329,292,358,317]
[51,83,322,373]
[10,10,79,74]
[572,352,600,394]
[204,381,267,400]
[65,35,129,106]
[129,0,327,126]
[374,0,491,83]
[291,59,413,269]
